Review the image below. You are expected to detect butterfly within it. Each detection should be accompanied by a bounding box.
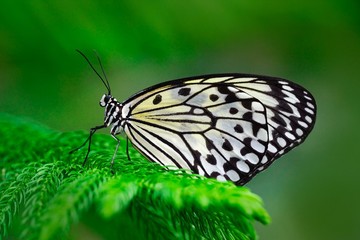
[72,51,316,186]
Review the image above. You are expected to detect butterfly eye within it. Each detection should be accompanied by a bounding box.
[99,94,110,107]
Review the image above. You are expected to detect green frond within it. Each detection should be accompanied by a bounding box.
[0,113,270,240]
[39,168,108,240]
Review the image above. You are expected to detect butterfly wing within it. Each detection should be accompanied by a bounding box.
[121,74,316,185]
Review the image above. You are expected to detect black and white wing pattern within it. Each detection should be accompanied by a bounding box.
[121,74,316,185]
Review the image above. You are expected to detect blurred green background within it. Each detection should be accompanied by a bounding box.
[1,1,359,239]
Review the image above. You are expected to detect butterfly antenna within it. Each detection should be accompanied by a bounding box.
[76,49,111,95]
[94,50,111,95]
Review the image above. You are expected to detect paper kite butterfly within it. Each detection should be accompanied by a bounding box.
[72,51,316,186]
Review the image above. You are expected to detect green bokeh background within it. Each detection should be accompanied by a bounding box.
[1,1,359,239]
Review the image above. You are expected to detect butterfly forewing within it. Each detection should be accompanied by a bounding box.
[120,74,316,185]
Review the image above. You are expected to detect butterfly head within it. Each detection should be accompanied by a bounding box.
[100,94,112,107]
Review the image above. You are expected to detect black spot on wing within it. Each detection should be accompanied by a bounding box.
[229,107,238,115]
[178,87,191,96]
[234,124,244,133]
[209,94,219,102]
[222,139,233,151]
[205,138,214,150]
[206,154,217,164]
[153,94,162,105]
[194,150,201,159]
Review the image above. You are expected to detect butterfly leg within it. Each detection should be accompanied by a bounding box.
[126,137,131,161]
[110,135,121,169]
[69,124,106,166]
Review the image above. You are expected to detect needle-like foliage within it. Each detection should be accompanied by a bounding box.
[0,113,270,240]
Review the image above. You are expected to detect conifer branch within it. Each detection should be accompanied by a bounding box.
[0,113,270,240]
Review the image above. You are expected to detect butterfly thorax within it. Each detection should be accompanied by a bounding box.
[100,94,123,135]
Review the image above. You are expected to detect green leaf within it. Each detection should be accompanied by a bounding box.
[0,113,270,240]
